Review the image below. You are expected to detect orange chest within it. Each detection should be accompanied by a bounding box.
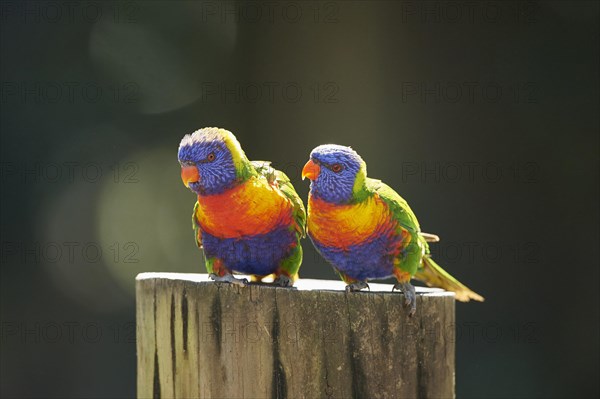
[307,194,394,247]
[195,178,293,238]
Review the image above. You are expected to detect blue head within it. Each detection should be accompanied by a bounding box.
[178,127,248,196]
[302,144,367,204]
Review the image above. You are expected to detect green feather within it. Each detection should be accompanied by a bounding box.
[251,161,306,238]
[365,178,422,236]
[192,201,202,248]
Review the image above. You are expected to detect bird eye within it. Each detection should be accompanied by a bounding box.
[207,152,216,162]
[332,163,343,173]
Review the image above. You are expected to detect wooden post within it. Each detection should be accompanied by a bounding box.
[136,273,455,399]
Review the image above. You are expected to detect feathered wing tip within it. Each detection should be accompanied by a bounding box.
[420,232,440,242]
[415,256,484,302]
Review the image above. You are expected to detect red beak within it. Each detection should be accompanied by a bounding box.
[181,165,199,187]
[302,159,320,181]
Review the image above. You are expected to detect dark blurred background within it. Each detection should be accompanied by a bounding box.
[1,1,598,398]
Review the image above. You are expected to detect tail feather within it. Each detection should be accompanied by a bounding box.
[415,256,484,302]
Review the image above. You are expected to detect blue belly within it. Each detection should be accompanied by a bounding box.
[202,225,297,275]
[311,234,397,281]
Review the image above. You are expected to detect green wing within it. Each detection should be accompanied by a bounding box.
[250,160,276,183]
[277,170,307,237]
[191,201,202,248]
[252,160,306,237]
[367,178,421,234]
[367,178,427,275]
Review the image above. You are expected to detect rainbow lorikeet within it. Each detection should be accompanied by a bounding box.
[178,127,306,286]
[302,144,483,315]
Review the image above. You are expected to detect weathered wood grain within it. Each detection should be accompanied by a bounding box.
[136,273,455,399]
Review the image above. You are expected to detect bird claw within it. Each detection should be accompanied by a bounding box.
[273,275,294,287]
[209,273,248,287]
[393,282,417,317]
[345,281,370,293]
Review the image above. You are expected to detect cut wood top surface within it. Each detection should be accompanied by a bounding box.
[136,272,455,297]
[137,272,456,398]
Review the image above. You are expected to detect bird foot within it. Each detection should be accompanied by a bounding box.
[345,281,370,293]
[273,275,294,287]
[393,282,417,316]
[209,273,248,287]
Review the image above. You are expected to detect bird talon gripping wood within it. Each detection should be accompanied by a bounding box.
[302,144,484,315]
[345,281,370,292]
[209,273,248,287]
[272,274,294,287]
[179,128,306,286]
[393,282,417,316]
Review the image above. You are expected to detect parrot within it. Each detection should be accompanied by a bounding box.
[302,144,483,315]
[178,127,306,287]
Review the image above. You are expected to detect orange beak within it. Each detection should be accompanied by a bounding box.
[302,159,320,181]
[181,165,200,187]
